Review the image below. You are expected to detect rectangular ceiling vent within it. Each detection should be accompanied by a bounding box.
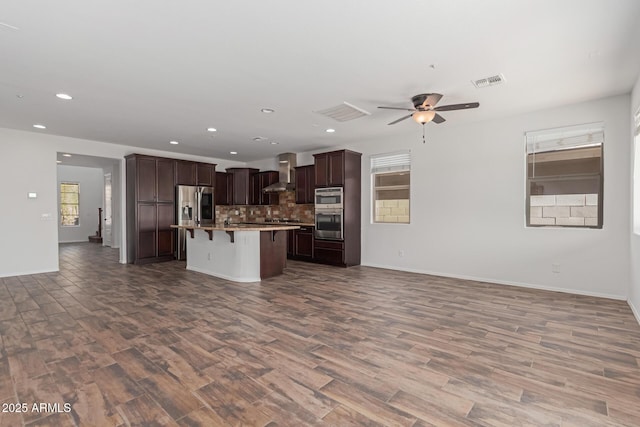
[315,102,371,122]
[472,73,506,88]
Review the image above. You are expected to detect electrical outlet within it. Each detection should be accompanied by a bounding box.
[552,263,560,273]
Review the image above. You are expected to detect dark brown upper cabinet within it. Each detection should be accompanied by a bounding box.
[175,160,197,185]
[226,168,259,205]
[215,172,233,206]
[314,149,359,187]
[251,171,279,205]
[295,165,315,204]
[196,163,215,186]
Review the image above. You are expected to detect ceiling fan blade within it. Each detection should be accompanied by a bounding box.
[432,113,446,124]
[434,102,480,112]
[387,114,413,125]
[378,106,415,111]
[423,93,443,108]
[411,93,443,109]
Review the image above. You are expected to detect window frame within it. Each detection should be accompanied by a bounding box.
[60,182,80,227]
[371,150,411,225]
[525,123,604,229]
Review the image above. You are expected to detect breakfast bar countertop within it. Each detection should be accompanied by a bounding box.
[170,224,301,232]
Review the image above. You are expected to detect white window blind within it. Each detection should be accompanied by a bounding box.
[526,122,604,154]
[371,150,411,174]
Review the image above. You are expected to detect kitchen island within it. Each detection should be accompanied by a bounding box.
[171,224,300,282]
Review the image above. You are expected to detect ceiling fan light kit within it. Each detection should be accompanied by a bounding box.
[378,93,480,126]
[413,110,435,124]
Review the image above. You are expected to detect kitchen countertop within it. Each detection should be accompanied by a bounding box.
[171,224,301,232]
[241,221,315,227]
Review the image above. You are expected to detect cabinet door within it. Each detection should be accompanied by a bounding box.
[328,151,345,186]
[157,203,175,257]
[215,172,230,205]
[295,167,307,204]
[137,203,157,259]
[250,174,261,205]
[294,228,314,258]
[196,163,214,186]
[287,229,295,258]
[296,166,315,203]
[314,154,329,187]
[176,161,196,185]
[137,158,157,202]
[157,159,175,203]
[262,171,279,205]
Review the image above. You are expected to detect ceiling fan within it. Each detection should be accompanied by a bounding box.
[378,93,479,126]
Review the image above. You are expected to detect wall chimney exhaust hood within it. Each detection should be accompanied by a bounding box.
[263,153,297,193]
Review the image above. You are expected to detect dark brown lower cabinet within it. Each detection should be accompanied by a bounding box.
[294,227,314,259]
[287,226,314,261]
[314,239,345,266]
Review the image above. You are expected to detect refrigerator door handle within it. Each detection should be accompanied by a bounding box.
[195,190,201,225]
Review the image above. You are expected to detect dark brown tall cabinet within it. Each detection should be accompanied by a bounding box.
[313,149,362,267]
[126,154,176,264]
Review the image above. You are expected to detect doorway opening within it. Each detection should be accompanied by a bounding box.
[56,153,124,262]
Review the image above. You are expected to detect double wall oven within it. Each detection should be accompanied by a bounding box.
[314,187,343,240]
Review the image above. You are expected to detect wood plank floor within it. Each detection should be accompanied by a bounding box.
[1,243,640,426]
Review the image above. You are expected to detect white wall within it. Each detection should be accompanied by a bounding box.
[329,94,630,299]
[0,127,243,278]
[629,74,640,320]
[57,165,104,243]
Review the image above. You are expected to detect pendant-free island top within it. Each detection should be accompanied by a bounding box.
[171,224,300,282]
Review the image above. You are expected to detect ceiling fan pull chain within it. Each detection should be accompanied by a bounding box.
[422,124,426,143]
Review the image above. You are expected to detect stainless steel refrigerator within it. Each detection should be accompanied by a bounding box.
[176,185,214,260]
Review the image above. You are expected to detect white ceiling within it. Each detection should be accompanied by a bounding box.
[2,1,640,162]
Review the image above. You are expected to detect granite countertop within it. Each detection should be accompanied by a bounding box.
[242,221,315,227]
[171,224,301,232]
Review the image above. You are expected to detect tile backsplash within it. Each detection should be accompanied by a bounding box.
[215,192,314,225]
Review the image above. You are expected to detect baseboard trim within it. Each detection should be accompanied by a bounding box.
[186,265,260,283]
[628,300,640,325]
[0,268,58,279]
[361,262,627,301]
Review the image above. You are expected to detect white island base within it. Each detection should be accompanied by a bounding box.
[178,226,294,282]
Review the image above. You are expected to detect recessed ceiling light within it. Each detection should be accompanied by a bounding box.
[207,127,217,132]
[56,160,62,164]
[230,151,238,155]
[16,94,24,99]
[169,140,179,145]
[33,124,46,129]
[252,136,265,142]
[326,128,336,133]
[62,153,72,157]
[56,93,73,100]
[261,108,275,114]
[270,141,279,145]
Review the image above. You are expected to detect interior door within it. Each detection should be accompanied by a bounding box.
[104,172,112,247]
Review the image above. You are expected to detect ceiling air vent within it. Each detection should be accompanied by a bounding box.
[472,73,506,88]
[315,102,371,122]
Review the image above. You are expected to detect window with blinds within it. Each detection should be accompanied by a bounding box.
[371,151,410,224]
[525,123,603,228]
[60,182,80,226]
